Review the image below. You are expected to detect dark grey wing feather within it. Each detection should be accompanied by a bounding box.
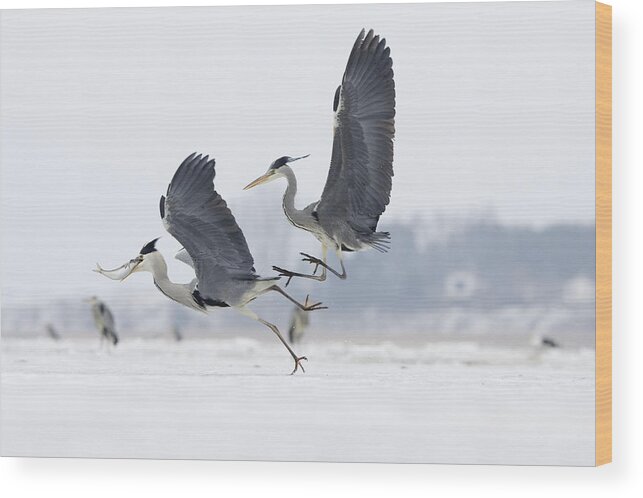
[318,29,395,232]
[161,153,256,298]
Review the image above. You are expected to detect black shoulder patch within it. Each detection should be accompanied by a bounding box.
[140,237,160,255]
[333,85,341,112]
[312,210,319,222]
[159,195,166,219]
[192,290,229,309]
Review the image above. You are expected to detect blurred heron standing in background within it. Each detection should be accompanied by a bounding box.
[45,323,61,341]
[288,306,310,344]
[88,296,119,347]
[172,324,183,342]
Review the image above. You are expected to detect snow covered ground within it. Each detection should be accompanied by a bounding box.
[1,337,595,465]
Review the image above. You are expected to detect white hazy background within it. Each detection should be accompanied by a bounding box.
[0,0,600,468]
[1,0,641,496]
[1,1,595,309]
[1,0,597,467]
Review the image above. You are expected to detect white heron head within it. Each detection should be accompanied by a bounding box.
[243,154,310,190]
[94,237,163,281]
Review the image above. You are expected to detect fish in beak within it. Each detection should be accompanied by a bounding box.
[94,238,159,281]
[243,170,276,190]
[93,257,142,281]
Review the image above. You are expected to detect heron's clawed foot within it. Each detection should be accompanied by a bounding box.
[290,356,308,375]
[272,266,297,287]
[300,252,324,274]
[303,294,327,312]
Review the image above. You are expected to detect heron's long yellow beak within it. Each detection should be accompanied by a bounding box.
[243,172,273,190]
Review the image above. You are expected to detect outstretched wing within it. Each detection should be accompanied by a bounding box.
[161,153,256,299]
[317,29,395,232]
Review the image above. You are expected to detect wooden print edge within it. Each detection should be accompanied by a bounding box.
[595,1,612,467]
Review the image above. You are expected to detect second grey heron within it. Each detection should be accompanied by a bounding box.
[88,296,119,347]
[244,29,395,284]
[95,153,325,374]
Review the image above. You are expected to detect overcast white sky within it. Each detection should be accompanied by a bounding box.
[1,1,595,305]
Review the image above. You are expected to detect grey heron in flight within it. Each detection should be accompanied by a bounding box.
[88,296,119,347]
[244,29,395,284]
[94,153,325,374]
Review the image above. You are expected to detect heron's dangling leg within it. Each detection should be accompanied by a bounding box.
[301,247,347,280]
[238,307,307,374]
[272,246,330,285]
[267,285,327,311]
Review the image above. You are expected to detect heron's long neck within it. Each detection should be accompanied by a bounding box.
[149,253,196,308]
[282,166,299,214]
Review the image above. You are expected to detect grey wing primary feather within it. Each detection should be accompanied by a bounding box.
[161,153,257,300]
[318,28,395,234]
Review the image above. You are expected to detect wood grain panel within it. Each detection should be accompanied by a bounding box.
[595,1,612,467]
